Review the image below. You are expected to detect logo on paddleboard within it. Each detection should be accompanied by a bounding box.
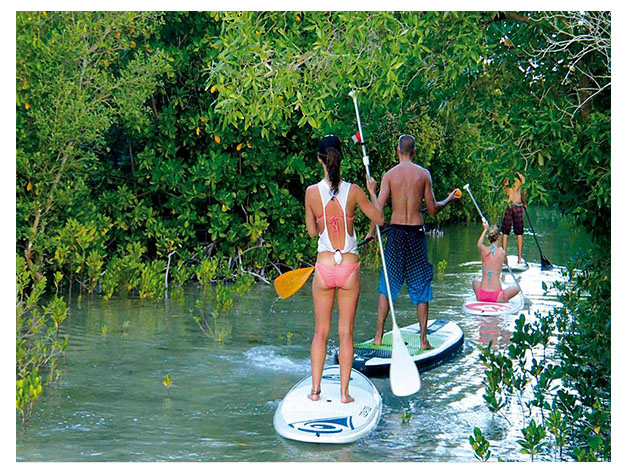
[321,374,353,382]
[465,302,510,313]
[289,416,354,434]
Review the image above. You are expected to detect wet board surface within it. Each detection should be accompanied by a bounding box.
[273,365,381,444]
[503,255,529,272]
[342,319,464,376]
[462,293,524,316]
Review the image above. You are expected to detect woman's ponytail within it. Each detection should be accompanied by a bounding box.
[324,147,342,196]
[317,135,343,196]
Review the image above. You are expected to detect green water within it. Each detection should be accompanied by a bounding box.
[16,208,591,462]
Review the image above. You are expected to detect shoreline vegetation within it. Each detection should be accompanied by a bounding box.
[16,12,609,461]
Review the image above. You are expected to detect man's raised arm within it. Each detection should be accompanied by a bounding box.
[424,170,459,216]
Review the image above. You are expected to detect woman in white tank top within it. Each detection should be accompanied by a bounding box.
[304,135,383,403]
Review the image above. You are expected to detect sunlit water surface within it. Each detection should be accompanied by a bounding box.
[16,208,591,462]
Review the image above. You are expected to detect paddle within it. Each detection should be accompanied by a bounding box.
[349,90,421,397]
[274,266,315,300]
[273,229,389,300]
[523,206,553,271]
[463,184,530,305]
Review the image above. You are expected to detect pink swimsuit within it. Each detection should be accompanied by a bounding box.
[476,287,505,302]
[315,262,360,289]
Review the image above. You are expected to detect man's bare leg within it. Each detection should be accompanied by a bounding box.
[417,302,432,350]
[502,234,508,253]
[516,235,524,264]
[373,293,389,345]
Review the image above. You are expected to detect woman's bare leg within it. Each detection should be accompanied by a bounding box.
[310,272,335,401]
[502,285,520,302]
[337,269,361,404]
[373,293,389,345]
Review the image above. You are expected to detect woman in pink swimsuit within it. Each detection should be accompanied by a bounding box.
[304,135,383,403]
[472,220,520,303]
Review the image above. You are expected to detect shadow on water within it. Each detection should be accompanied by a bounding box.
[16,209,590,461]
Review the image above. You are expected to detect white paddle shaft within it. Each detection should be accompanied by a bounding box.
[463,184,487,223]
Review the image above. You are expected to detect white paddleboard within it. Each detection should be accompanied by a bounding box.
[503,255,529,272]
[462,293,524,316]
[346,319,464,376]
[274,365,381,444]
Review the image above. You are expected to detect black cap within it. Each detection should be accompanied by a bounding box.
[318,134,342,158]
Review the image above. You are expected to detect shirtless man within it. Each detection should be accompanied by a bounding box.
[367,134,460,348]
[500,173,527,264]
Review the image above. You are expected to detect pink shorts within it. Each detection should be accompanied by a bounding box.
[476,287,505,303]
[315,262,360,289]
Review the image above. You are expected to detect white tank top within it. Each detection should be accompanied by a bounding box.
[316,179,358,256]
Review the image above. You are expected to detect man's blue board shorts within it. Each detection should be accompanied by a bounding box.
[378,224,433,305]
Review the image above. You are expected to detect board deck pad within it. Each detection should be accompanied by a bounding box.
[462,293,524,316]
[274,365,381,444]
[345,319,464,375]
[354,319,449,357]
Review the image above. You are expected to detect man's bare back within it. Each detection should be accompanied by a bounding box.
[378,162,440,225]
[504,173,525,204]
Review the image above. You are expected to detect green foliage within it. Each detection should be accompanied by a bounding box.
[277,331,294,343]
[16,371,43,423]
[215,281,233,313]
[138,260,167,301]
[195,257,220,293]
[437,259,447,278]
[16,256,68,422]
[401,410,413,425]
[17,12,169,284]
[101,242,146,299]
[474,253,610,461]
[469,427,492,461]
[162,373,172,389]
[517,419,549,461]
[51,217,111,295]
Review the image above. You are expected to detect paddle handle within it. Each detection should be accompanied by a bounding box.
[463,184,487,224]
[349,90,371,177]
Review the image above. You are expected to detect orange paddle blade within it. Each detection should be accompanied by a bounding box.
[274,266,315,299]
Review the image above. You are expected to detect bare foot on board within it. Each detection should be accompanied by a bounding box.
[307,389,321,401]
[373,331,383,346]
[341,393,355,404]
